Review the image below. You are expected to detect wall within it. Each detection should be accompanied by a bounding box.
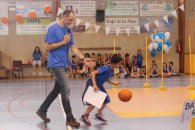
[0,0,179,72]
[185,0,195,54]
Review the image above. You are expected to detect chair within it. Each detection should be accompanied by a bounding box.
[12,60,23,79]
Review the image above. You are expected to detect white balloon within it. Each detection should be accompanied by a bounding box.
[155,36,162,43]
[165,32,170,41]
[148,43,153,51]
[153,42,158,50]
[163,44,169,53]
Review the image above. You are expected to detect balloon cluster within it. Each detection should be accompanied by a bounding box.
[148,32,172,57]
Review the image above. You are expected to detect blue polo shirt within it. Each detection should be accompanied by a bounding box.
[45,23,74,68]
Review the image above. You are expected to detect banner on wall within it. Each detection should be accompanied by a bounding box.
[140,1,173,16]
[16,1,52,17]
[105,18,139,33]
[140,17,173,33]
[16,19,52,35]
[0,1,8,35]
[61,1,96,17]
[105,0,138,16]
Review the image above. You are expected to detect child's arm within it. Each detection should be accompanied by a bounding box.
[91,70,100,91]
[106,78,120,86]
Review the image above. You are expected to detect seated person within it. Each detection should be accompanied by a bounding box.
[163,62,171,77]
[168,61,179,76]
[32,46,42,76]
[140,66,147,78]
[149,63,160,78]
[71,55,78,78]
[77,59,89,78]
[130,64,140,78]
[117,65,129,78]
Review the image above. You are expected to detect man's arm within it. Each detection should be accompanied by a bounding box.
[70,45,95,68]
[70,45,85,59]
[45,34,71,51]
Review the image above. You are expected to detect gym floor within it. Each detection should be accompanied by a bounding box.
[0,74,193,130]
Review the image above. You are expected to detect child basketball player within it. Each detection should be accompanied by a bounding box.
[81,54,123,126]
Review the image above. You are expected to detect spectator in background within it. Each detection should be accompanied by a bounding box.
[124,53,132,73]
[132,55,137,66]
[32,46,42,76]
[137,49,143,68]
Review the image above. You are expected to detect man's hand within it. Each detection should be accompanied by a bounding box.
[83,58,96,69]
[64,33,71,44]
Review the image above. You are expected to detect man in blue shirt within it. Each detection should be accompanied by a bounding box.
[36,10,94,128]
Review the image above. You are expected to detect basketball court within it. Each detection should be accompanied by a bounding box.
[0,75,192,130]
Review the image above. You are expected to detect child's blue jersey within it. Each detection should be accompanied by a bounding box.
[91,64,114,86]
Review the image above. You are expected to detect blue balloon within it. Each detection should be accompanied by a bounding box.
[165,40,172,47]
[157,42,162,52]
[158,32,165,40]
[158,42,162,47]
[151,49,156,57]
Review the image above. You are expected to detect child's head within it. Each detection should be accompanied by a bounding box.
[133,64,137,68]
[137,49,141,53]
[163,62,167,68]
[169,61,173,66]
[110,54,123,68]
[72,55,75,58]
[85,53,90,58]
[91,53,95,58]
[152,60,155,64]
[153,64,157,69]
[125,53,129,58]
[142,66,146,71]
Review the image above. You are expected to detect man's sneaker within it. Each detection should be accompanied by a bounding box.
[95,113,107,122]
[81,114,91,126]
[66,118,80,128]
[36,110,50,123]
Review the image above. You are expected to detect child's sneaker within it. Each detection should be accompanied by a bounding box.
[95,113,107,122]
[81,114,91,126]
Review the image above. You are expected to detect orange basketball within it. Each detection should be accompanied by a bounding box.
[44,5,52,14]
[15,14,24,23]
[28,10,37,19]
[1,16,9,25]
[118,88,132,102]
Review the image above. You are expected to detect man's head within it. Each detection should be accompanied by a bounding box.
[60,10,76,27]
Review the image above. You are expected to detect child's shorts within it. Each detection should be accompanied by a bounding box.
[82,79,110,105]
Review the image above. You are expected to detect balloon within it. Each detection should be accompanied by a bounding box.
[163,44,169,53]
[148,43,153,51]
[165,32,170,41]
[154,36,162,43]
[28,10,37,19]
[1,16,8,25]
[165,40,172,47]
[153,34,157,40]
[158,32,165,40]
[151,49,156,57]
[153,42,158,50]
[15,14,24,23]
[157,42,162,52]
[44,5,52,14]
